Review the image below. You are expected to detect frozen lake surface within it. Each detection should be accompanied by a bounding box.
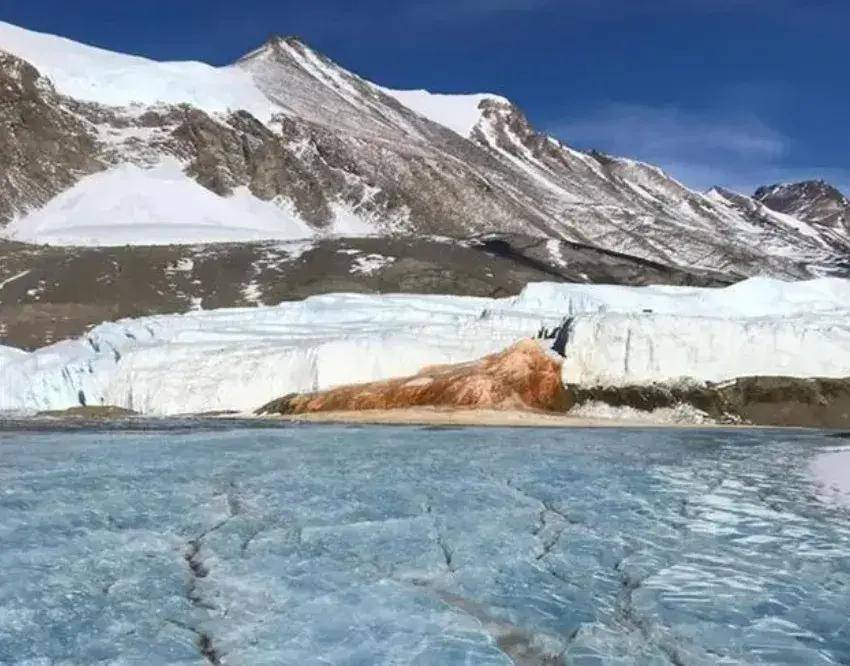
[1,423,849,665]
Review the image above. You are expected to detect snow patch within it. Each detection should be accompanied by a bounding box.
[241,281,264,306]
[350,254,396,275]
[3,161,316,246]
[0,270,30,295]
[328,203,377,236]
[546,239,566,268]
[378,86,507,138]
[165,258,194,275]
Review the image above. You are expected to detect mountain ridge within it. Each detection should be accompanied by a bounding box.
[0,19,847,280]
[754,180,850,252]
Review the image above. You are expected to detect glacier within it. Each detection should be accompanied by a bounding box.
[3,277,850,415]
[1,424,848,664]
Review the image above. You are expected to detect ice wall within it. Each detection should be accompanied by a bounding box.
[561,312,850,386]
[3,278,850,415]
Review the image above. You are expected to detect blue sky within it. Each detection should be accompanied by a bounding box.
[3,0,847,195]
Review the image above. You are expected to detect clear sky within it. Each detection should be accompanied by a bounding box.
[2,0,847,195]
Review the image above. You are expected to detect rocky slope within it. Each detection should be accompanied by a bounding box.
[755,180,850,252]
[0,21,848,279]
[0,52,100,225]
[0,234,728,349]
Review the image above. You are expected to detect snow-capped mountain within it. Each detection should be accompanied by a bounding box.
[0,20,848,278]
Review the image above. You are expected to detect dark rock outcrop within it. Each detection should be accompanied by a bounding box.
[0,53,102,223]
[567,382,737,420]
[720,376,850,428]
[754,181,850,253]
[570,376,850,428]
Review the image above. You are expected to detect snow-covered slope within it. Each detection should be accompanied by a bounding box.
[1,20,847,278]
[377,86,507,137]
[0,20,278,120]
[3,278,850,415]
[4,160,315,245]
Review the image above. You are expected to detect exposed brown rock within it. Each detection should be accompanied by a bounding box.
[257,339,571,415]
[0,53,102,224]
[567,382,737,420]
[721,376,850,428]
[570,376,850,428]
[755,181,850,247]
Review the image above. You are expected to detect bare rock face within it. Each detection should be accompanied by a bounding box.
[0,53,101,223]
[755,181,850,249]
[256,339,571,415]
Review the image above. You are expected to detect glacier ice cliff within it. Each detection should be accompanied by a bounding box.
[2,277,850,415]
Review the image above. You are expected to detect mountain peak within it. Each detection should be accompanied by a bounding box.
[754,179,849,236]
[266,34,305,46]
[0,19,279,120]
[755,180,846,203]
[235,34,311,64]
[706,185,737,198]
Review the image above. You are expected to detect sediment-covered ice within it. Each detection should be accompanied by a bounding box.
[3,277,850,415]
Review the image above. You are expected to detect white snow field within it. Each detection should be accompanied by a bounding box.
[378,86,508,137]
[3,161,316,246]
[3,277,850,415]
[0,20,279,120]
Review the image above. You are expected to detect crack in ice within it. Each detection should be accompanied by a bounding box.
[178,482,243,665]
[423,501,455,573]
